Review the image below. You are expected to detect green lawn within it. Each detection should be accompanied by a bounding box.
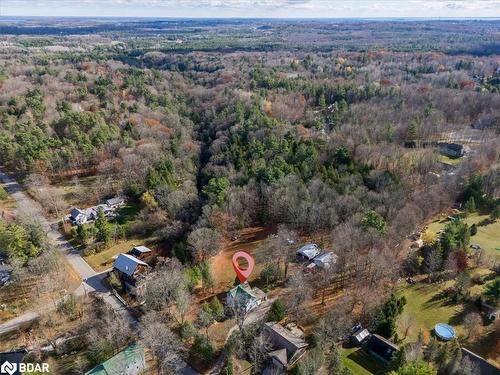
[397,281,464,343]
[112,203,142,225]
[426,213,500,258]
[397,278,498,365]
[340,347,387,375]
[84,236,156,272]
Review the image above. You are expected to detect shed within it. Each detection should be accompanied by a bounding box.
[129,246,152,259]
[313,252,337,269]
[351,325,370,346]
[297,244,321,261]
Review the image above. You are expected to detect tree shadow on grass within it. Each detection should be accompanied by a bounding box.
[347,349,388,375]
[422,288,457,309]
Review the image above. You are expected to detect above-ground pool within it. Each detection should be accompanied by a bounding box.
[435,323,456,340]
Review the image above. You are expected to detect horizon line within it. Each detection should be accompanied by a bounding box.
[1,15,500,20]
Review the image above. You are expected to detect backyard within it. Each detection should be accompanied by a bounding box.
[426,213,500,258]
[340,347,386,375]
[84,236,157,272]
[396,276,498,365]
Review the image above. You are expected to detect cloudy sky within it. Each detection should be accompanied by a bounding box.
[1,0,499,18]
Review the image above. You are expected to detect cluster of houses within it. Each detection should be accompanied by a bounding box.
[68,196,125,225]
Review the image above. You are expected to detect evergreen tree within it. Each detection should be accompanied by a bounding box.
[95,207,111,245]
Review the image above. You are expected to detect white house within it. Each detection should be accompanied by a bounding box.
[69,208,88,225]
[106,196,126,209]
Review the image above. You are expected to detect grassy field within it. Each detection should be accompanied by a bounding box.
[84,237,156,272]
[396,280,465,343]
[426,213,500,258]
[397,278,498,365]
[340,347,386,375]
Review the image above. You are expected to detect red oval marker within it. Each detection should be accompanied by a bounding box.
[232,251,255,283]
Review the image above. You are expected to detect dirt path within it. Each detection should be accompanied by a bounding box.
[211,225,277,290]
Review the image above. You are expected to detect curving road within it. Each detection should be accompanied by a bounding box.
[0,170,199,375]
[0,170,135,329]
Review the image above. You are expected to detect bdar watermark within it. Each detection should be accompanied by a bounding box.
[1,360,50,375]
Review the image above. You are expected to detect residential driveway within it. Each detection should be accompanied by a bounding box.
[0,170,199,374]
[0,170,136,329]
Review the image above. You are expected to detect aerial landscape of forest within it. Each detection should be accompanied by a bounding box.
[0,12,499,375]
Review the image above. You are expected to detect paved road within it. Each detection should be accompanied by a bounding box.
[0,170,136,330]
[0,170,199,375]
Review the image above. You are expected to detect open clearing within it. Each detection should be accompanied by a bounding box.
[426,213,500,258]
[397,278,498,365]
[211,225,277,290]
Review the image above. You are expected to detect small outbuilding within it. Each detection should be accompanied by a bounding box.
[296,244,321,261]
[313,252,337,269]
[351,324,370,346]
[129,246,152,260]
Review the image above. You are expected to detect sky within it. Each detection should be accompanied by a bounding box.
[1,0,499,18]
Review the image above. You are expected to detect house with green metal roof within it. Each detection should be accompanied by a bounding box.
[226,282,267,312]
[85,343,146,375]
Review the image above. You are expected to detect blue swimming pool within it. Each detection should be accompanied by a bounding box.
[435,323,456,340]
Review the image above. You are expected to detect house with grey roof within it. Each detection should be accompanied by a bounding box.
[438,142,466,158]
[460,348,499,375]
[263,322,309,371]
[106,196,125,209]
[296,244,321,261]
[313,252,337,269]
[70,208,88,225]
[129,245,152,260]
[112,253,149,285]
